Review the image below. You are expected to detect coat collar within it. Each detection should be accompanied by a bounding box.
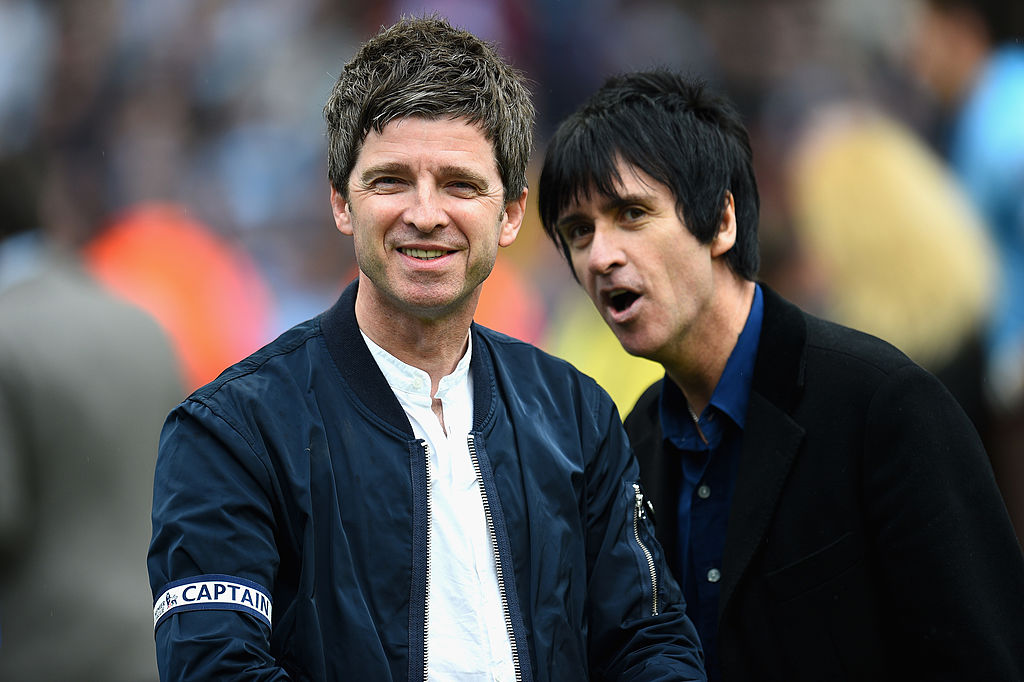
[750,285,806,412]
[319,279,496,438]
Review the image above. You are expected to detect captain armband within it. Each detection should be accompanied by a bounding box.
[153,574,272,630]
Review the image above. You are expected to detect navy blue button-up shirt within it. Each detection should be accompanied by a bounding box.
[658,284,763,682]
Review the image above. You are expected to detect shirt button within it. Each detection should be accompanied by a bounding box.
[697,484,711,499]
[707,568,721,583]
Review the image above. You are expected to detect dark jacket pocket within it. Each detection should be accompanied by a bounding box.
[759,531,884,680]
[764,531,862,602]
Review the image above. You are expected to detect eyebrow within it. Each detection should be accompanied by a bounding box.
[358,162,408,185]
[359,162,493,191]
[555,192,652,230]
[437,164,492,188]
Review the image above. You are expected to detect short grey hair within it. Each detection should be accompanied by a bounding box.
[324,16,534,203]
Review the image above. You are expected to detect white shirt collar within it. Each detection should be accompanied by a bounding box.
[360,330,472,403]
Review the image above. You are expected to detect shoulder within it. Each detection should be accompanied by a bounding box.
[183,316,326,420]
[772,302,965,435]
[474,323,620,423]
[475,324,607,393]
[158,317,337,482]
[802,312,915,377]
[624,380,662,432]
[755,287,948,422]
[763,286,915,381]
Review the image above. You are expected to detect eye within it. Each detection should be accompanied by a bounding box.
[620,206,647,223]
[370,176,406,192]
[446,181,481,198]
[561,222,594,247]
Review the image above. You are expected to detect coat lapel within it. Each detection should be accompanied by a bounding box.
[719,393,803,613]
[718,286,807,617]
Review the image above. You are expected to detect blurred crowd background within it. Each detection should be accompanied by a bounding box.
[1,0,1022,679]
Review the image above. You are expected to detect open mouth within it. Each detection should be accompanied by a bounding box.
[608,289,640,313]
[399,247,448,260]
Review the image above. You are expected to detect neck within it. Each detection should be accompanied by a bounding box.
[354,279,475,396]
[664,272,756,414]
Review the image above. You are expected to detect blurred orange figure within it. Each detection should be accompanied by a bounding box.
[474,257,546,345]
[83,203,273,391]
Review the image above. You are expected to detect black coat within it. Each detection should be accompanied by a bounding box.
[625,286,1024,681]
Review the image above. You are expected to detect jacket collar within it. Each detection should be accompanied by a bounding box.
[750,285,806,413]
[319,279,495,437]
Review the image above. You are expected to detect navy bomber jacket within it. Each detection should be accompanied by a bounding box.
[148,281,705,681]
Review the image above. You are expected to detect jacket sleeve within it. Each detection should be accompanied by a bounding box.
[583,389,707,681]
[864,363,1024,678]
[148,398,292,681]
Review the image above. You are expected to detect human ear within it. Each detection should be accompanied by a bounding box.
[498,188,528,247]
[331,186,353,236]
[711,191,737,258]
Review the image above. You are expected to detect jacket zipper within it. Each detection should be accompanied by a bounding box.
[422,442,433,682]
[467,433,523,682]
[633,483,659,616]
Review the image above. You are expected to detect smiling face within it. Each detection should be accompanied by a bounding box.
[332,117,526,328]
[556,159,736,366]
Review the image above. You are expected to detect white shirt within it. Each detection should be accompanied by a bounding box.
[362,332,516,681]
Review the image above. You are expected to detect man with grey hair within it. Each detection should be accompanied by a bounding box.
[148,16,704,681]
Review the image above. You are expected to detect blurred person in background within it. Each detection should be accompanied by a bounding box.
[0,148,184,679]
[908,0,1024,543]
[1,5,184,679]
[147,17,704,681]
[783,103,996,443]
[539,70,1024,681]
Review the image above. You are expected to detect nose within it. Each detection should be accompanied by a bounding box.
[403,184,450,233]
[585,223,626,275]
